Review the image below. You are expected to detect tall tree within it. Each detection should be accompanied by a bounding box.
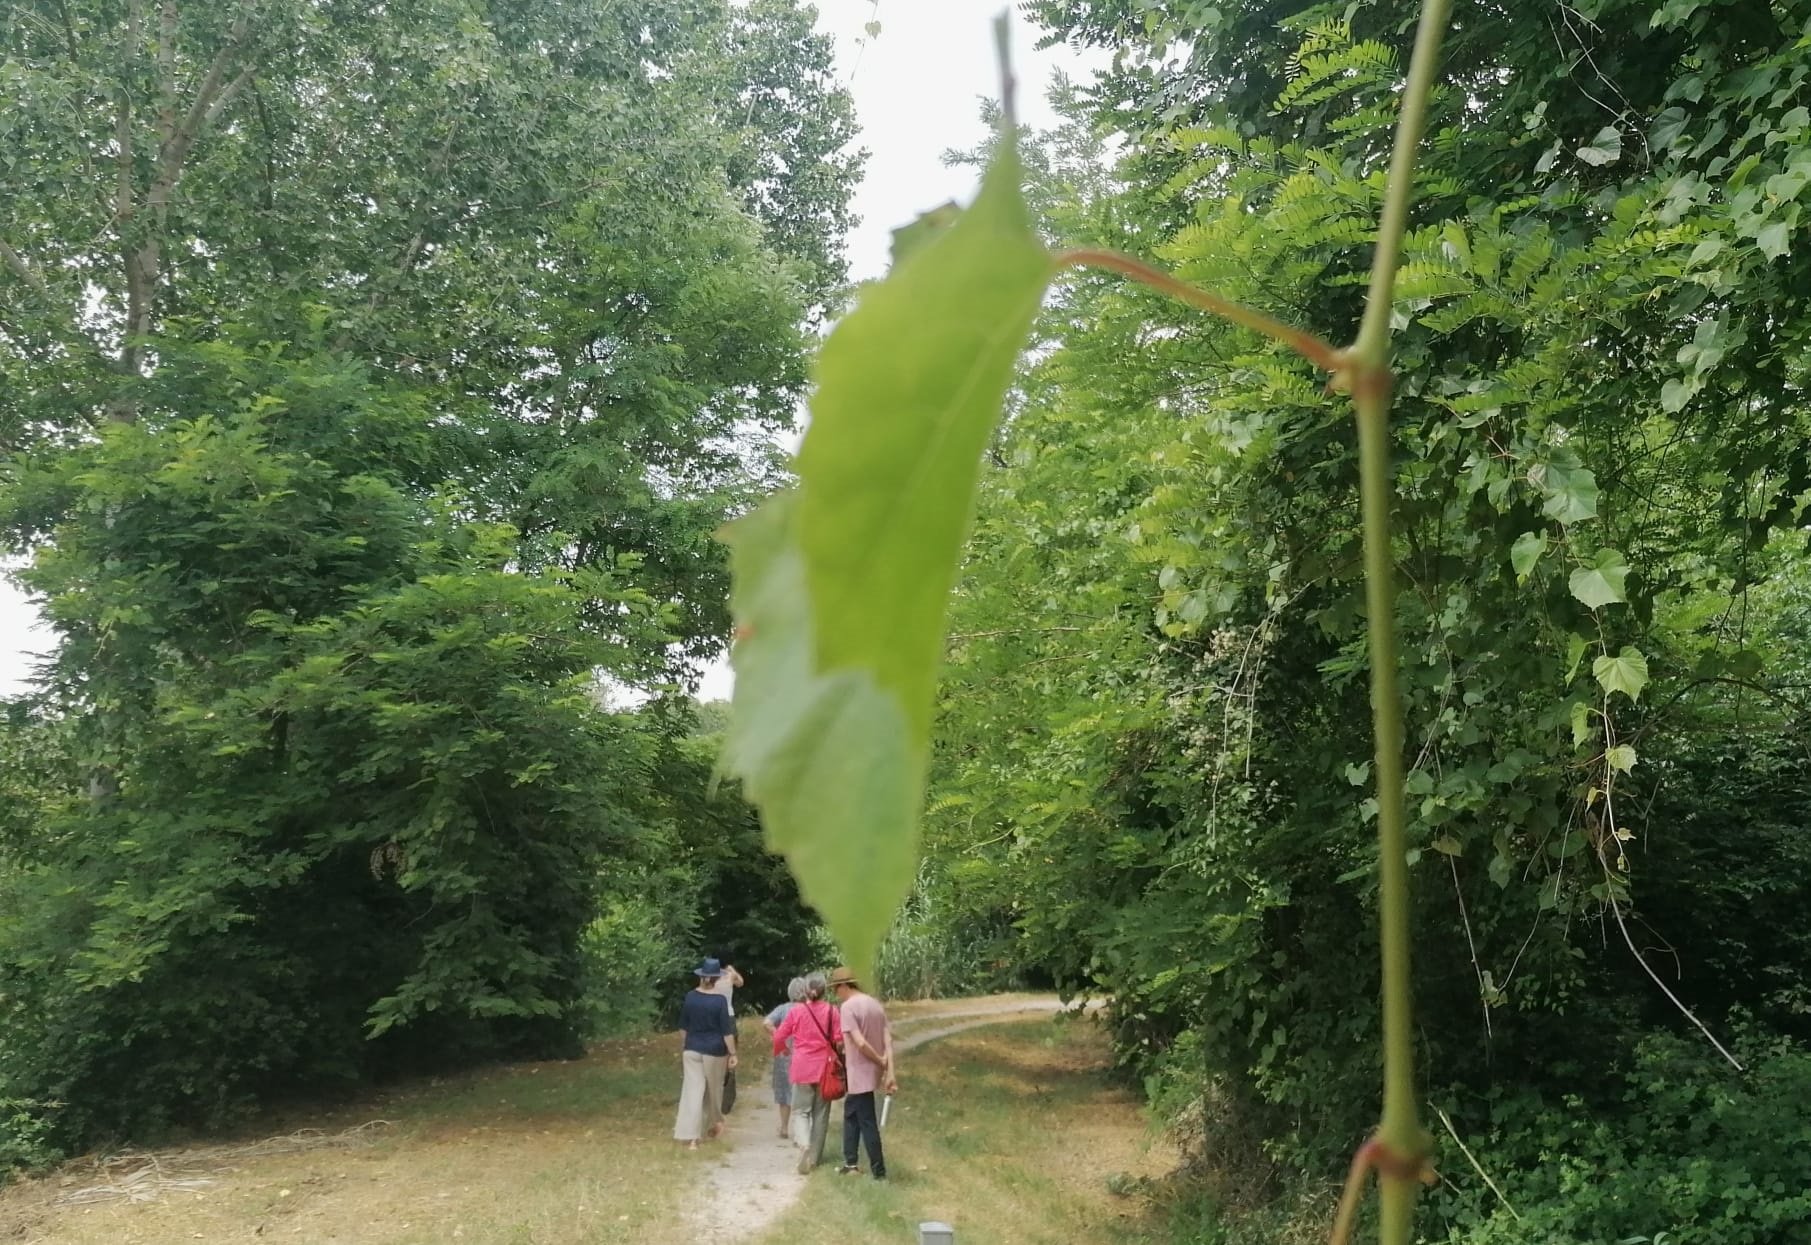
[2,0,857,658]
[0,0,855,1153]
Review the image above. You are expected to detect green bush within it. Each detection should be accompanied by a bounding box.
[1430,1031,1811,1245]
[0,1099,62,1174]
[0,374,667,1157]
[577,875,696,1039]
[875,874,1024,1001]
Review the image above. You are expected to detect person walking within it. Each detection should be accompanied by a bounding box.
[708,961,745,1008]
[770,972,843,1174]
[673,958,738,1151]
[708,961,745,1114]
[830,966,895,1180]
[763,976,807,1142]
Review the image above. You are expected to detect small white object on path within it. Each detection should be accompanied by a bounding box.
[680,996,1092,1242]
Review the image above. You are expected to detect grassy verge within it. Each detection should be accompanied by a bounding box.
[0,1006,1170,1245]
[756,1017,1175,1245]
[0,1031,698,1245]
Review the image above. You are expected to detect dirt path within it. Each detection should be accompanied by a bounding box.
[681,996,1085,1243]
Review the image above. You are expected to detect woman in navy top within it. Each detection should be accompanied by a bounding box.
[673,957,739,1149]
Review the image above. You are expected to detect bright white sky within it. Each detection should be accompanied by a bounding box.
[813,0,1102,278]
[0,578,43,696]
[0,1,1107,700]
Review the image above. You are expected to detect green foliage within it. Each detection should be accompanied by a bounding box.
[0,702,75,856]
[722,128,1054,981]
[873,868,1025,1002]
[903,2,1811,1229]
[578,880,696,1039]
[575,715,825,1034]
[0,363,658,1145]
[1433,1033,1811,1245]
[0,0,857,654]
[0,1099,59,1174]
[653,721,826,1015]
[0,0,855,1163]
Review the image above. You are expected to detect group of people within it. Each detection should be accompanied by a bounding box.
[673,958,896,1181]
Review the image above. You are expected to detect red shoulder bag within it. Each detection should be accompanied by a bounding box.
[806,1002,847,1102]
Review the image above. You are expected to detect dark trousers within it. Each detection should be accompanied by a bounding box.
[842,1090,885,1177]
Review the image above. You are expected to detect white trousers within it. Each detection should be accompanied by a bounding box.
[673,1050,727,1141]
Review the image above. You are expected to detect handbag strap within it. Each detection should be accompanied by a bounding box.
[805,1000,837,1048]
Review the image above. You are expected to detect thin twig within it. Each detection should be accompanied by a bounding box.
[1446,852,1491,1040]
[1610,899,1742,1070]
[1055,248,1347,374]
[1430,1103,1519,1220]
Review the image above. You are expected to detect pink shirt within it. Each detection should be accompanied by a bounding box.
[773,999,842,1085]
[839,992,891,1095]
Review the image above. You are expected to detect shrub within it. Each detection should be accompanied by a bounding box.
[875,875,1024,1001]
[577,874,697,1039]
[1430,1031,1811,1245]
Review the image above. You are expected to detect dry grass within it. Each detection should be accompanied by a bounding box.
[754,1017,1178,1245]
[0,1006,1171,1245]
[0,1032,702,1245]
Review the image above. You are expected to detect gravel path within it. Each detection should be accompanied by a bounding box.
[680,995,1085,1243]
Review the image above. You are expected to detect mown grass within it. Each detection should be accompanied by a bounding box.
[0,1007,1170,1245]
[756,1017,1176,1245]
[0,1030,700,1245]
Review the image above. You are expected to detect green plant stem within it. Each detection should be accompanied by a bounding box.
[1054,248,1346,374]
[1431,1103,1521,1221]
[1061,8,1452,1240]
[1349,1,1452,1242]
[1353,0,1452,369]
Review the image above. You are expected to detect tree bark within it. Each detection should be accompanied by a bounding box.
[110,3,259,420]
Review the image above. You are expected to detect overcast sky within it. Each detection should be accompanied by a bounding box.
[0,1,1108,699]
[814,0,1103,278]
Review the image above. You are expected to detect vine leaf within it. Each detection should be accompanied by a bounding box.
[1571,699,1594,746]
[1536,455,1599,524]
[1594,646,1650,701]
[1568,547,1630,609]
[720,128,1053,979]
[1509,531,1546,580]
[1488,852,1514,889]
[1576,124,1624,166]
[1564,632,1588,684]
[1758,218,1793,261]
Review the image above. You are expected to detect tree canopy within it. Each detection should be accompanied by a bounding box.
[0,0,850,1155]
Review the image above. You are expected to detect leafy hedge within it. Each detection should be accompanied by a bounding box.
[1434,1032,1811,1245]
[912,0,1811,1235]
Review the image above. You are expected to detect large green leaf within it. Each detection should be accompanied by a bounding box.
[721,132,1052,978]
[1758,217,1794,261]
[1535,455,1600,525]
[1576,125,1624,166]
[1593,645,1650,702]
[719,494,918,978]
[1509,530,1547,579]
[1569,547,1630,609]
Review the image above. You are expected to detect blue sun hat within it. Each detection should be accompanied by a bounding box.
[694,957,724,978]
